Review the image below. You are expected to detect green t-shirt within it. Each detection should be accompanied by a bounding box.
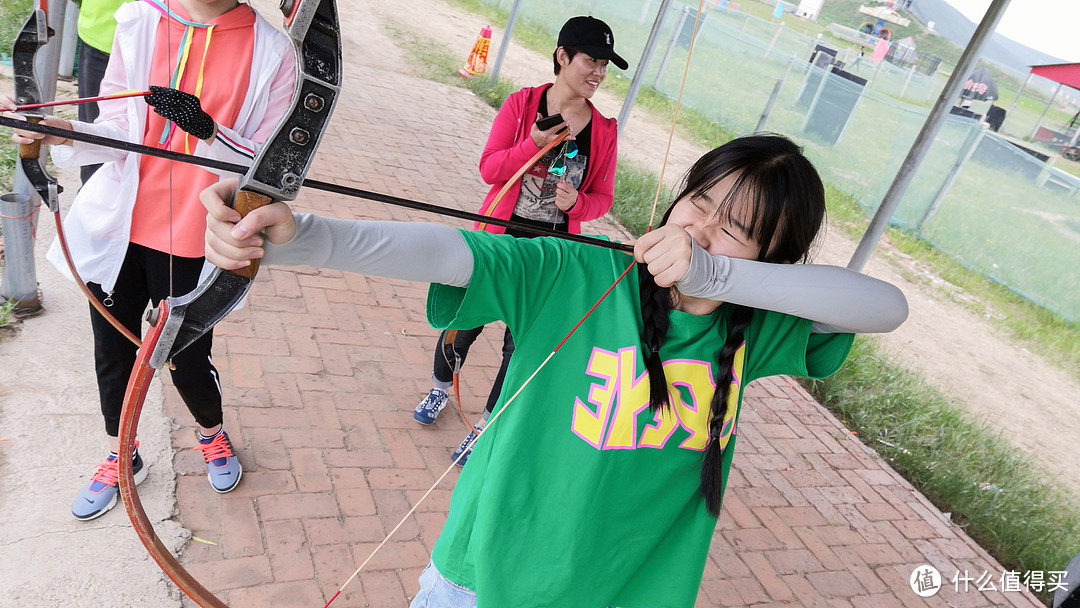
[427,230,853,608]
[77,0,133,53]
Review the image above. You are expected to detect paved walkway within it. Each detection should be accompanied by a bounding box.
[0,3,1048,608]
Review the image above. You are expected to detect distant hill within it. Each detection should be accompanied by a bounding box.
[908,0,1065,75]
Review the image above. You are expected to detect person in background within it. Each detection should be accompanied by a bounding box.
[74,0,136,183]
[412,16,627,468]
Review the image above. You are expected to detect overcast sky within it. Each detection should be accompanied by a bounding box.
[942,0,1078,61]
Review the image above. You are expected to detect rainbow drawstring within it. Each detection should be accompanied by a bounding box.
[144,0,215,152]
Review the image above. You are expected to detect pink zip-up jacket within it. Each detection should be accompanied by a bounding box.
[475,84,618,235]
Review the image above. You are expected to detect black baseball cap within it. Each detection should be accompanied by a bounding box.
[557,16,628,70]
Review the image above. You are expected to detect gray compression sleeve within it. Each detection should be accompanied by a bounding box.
[262,214,474,288]
[677,240,908,334]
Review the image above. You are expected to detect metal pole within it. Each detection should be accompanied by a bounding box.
[652,5,686,89]
[0,193,42,313]
[618,0,674,136]
[58,1,79,79]
[1005,71,1031,115]
[847,0,1010,271]
[800,64,831,133]
[918,122,987,231]
[1029,82,1062,141]
[37,0,68,103]
[756,54,796,132]
[899,63,916,99]
[487,0,522,85]
[765,21,784,57]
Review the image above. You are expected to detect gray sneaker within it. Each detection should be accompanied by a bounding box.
[72,447,148,521]
[196,430,242,493]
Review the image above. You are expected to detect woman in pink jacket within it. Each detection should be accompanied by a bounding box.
[412,16,625,465]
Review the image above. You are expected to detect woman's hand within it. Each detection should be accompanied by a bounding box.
[1,94,73,146]
[553,179,579,211]
[632,225,694,288]
[201,178,297,270]
[529,119,568,149]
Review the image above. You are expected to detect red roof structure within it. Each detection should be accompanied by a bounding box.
[1006,63,1080,144]
[1030,63,1080,91]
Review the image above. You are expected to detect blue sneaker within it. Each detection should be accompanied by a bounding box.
[72,447,148,521]
[196,430,242,493]
[413,388,449,425]
[451,424,483,467]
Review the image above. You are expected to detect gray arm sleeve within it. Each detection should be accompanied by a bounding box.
[262,214,474,288]
[676,241,908,334]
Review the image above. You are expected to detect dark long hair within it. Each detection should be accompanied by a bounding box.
[637,134,826,516]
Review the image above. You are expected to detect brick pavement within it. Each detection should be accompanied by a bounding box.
[151,10,1047,608]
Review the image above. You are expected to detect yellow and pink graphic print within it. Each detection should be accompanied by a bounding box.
[571,344,746,451]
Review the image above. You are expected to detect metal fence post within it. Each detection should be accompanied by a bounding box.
[652,5,687,89]
[618,0,674,135]
[918,122,987,232]
[487,0,521,85]
[756,54,796,132]
[0,193,43,314]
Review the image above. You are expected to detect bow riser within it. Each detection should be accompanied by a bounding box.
[150,0,342,367]
[12,8,61,212]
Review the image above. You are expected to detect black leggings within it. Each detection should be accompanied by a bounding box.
[89,244,222,437]
[432,325,514,416]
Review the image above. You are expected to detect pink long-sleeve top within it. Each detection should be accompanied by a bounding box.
[475,84,618,235]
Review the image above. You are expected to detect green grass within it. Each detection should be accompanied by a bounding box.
[0,297,15,328]
[821,185,1080,381]
[612,157,668,235]
[805,338,1080,604]
[1,131,14,195]
[1,0,33,57]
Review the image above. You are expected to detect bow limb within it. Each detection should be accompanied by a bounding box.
[116,1,342,606]
[11,8,142,345]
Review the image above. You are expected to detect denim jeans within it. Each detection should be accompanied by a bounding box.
[410,561,477,608]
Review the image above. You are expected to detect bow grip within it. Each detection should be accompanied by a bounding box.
[230,189,272,279]
[18,114,44,159]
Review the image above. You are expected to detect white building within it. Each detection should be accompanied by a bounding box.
[795,0,825,20]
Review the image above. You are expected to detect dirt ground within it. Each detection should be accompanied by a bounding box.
[347,0,1080,496]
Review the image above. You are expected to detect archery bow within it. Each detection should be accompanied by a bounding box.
[11,7,141,345]
[114,1,341,607]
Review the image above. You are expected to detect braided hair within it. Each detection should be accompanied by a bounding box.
[637,134,826,516]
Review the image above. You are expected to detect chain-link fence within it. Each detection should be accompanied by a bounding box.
[486,0,1080,321]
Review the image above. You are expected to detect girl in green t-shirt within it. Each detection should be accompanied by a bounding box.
[201,134,907,608]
